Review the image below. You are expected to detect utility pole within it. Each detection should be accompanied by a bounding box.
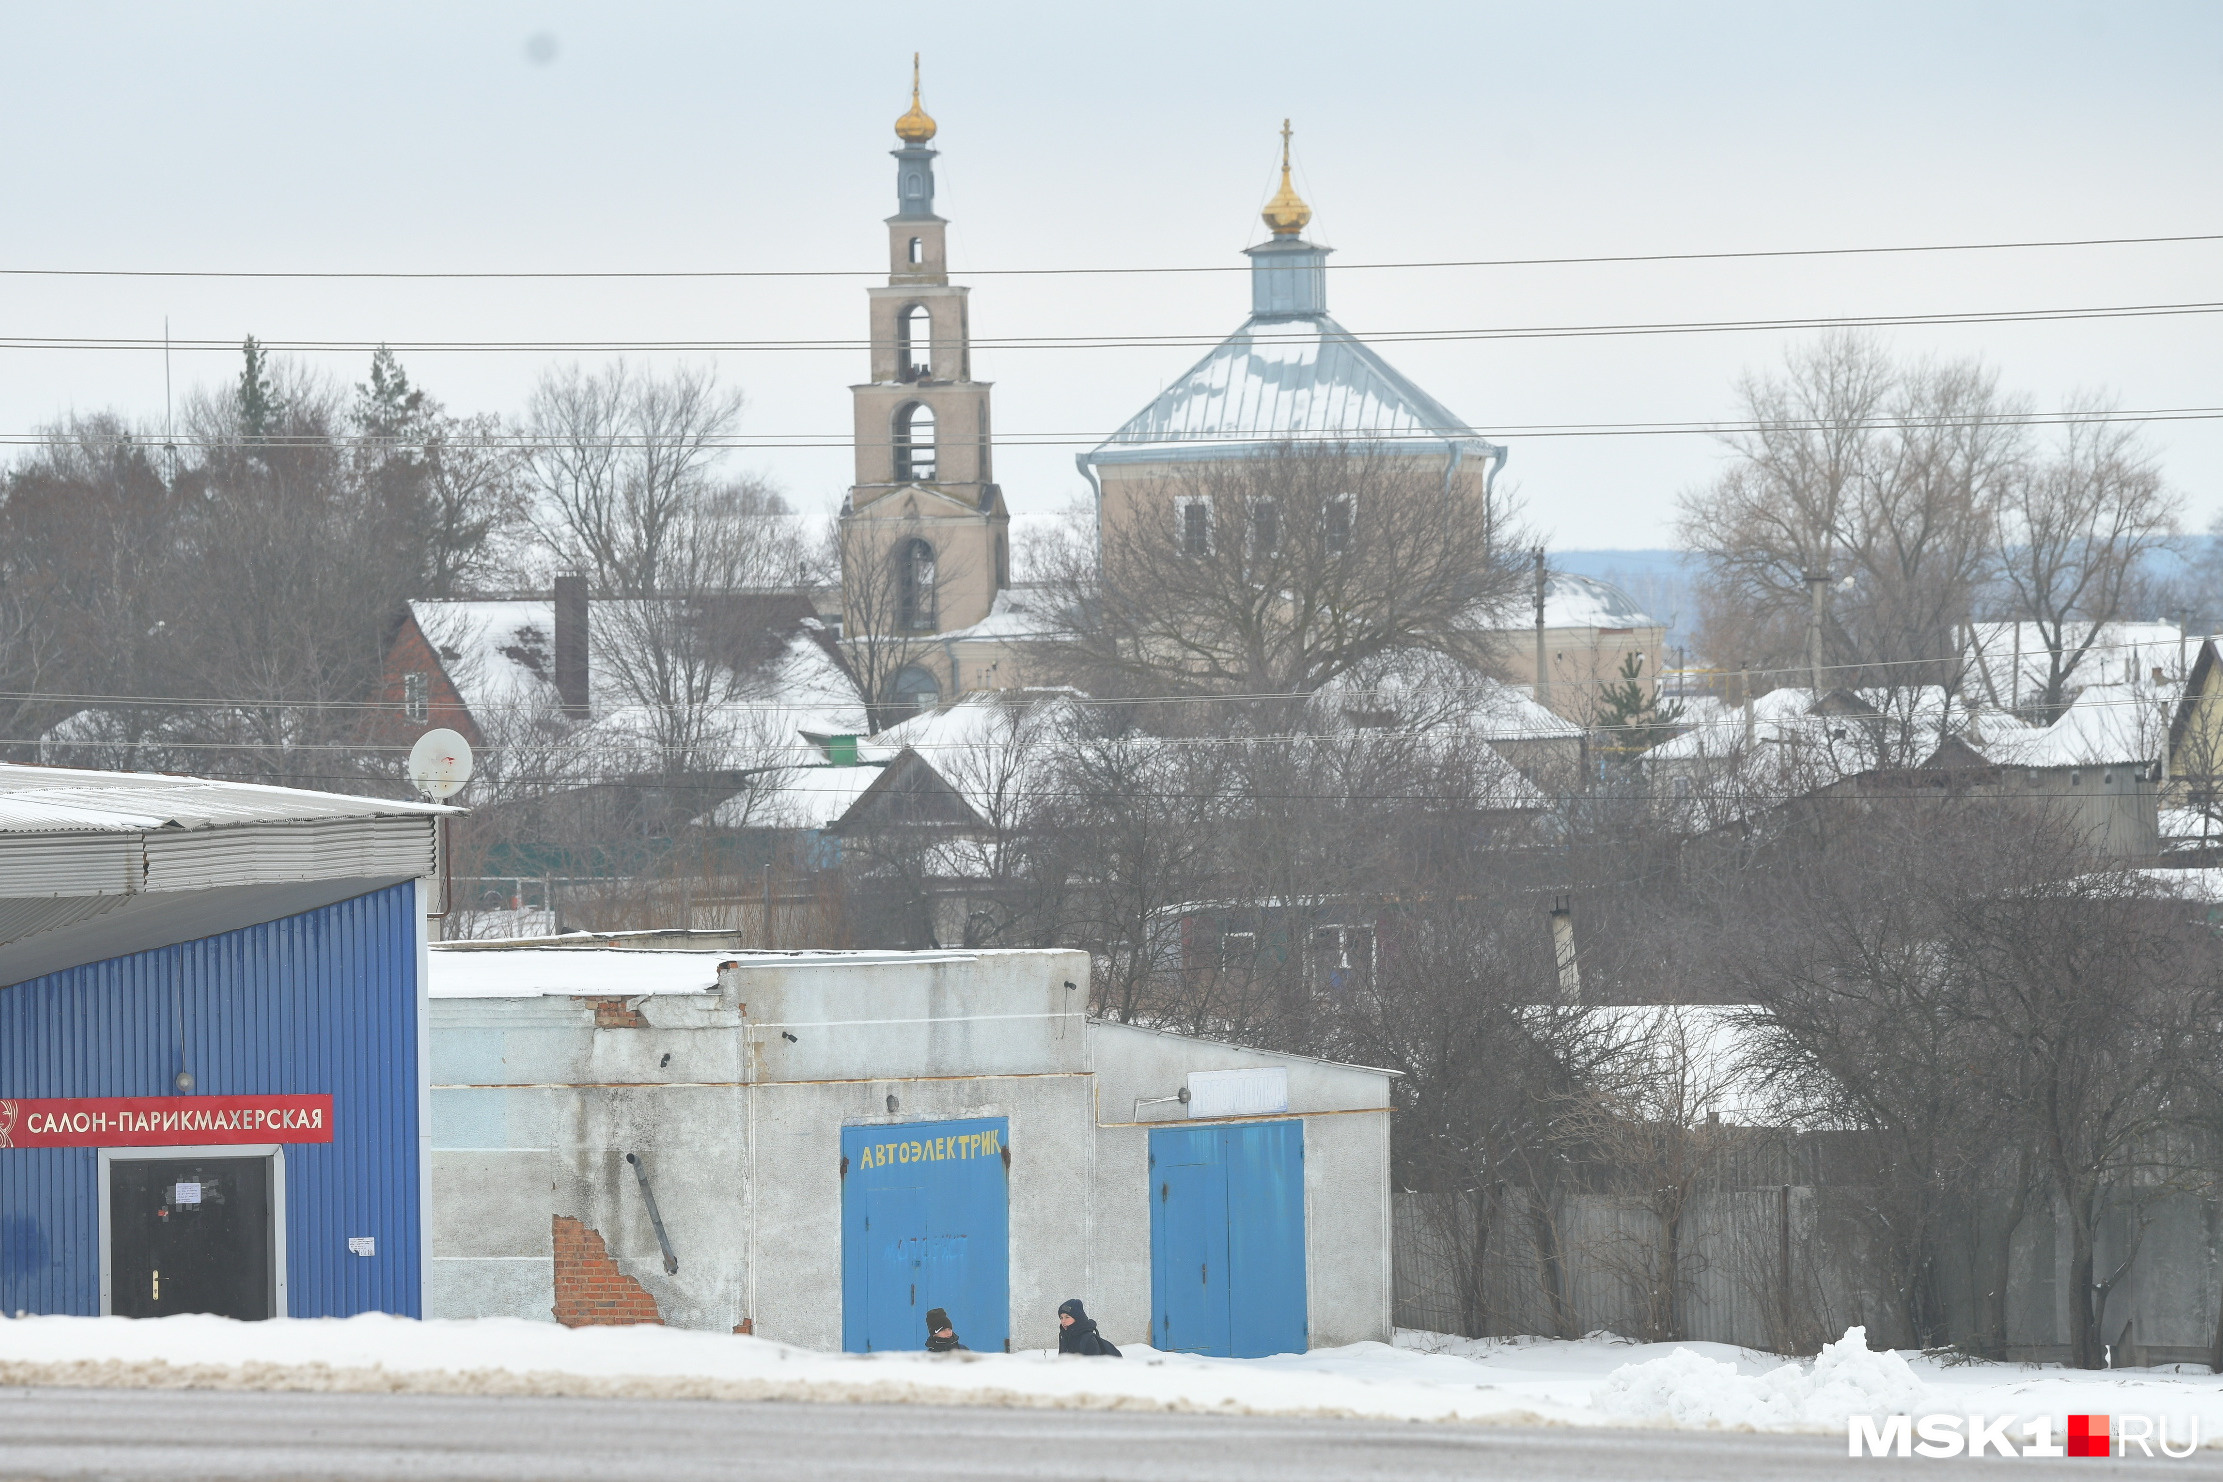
[1803,568,1829,696]
[1533,547,1550,713]
[2011,621,2022,714]
[1741,657,1755,750]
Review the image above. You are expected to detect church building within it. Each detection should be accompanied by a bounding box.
[1077,124,1509,568]
[832,82,1657,725]
[835,62,1019,716]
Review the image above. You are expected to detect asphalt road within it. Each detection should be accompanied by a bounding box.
[0,1387,2208,1481]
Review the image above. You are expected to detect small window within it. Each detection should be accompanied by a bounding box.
[1219,930,1256,969]
[1250,500,1279,557]
[1325,496,1352,553]
[1180,500,1211,557]
[893,663,941,712]
[995,531,1009,588]
[895,402,937,481]
[898,538,937,631]
[908,236,924,265]
[1310,926,1373,993]
[402,670,429,724]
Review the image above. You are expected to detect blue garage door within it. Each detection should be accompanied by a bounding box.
[1149,1120,1306,1357]
[841,1118,1008,1354]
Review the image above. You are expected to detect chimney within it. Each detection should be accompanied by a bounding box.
[1548,897,1581,1002]
[554,574,589,718]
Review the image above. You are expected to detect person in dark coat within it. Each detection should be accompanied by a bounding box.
[925,1307,966,1353]
[1056,1298,1121,1357]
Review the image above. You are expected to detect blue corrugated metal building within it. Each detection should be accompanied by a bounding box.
[0,765,449,1319]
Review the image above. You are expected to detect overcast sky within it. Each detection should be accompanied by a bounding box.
[0,2,2214,549]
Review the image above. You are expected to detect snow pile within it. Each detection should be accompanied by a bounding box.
[1595,1327,1931,1429]
[3,1314,2218,1442]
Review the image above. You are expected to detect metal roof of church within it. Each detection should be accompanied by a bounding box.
[1081,312,1496,468]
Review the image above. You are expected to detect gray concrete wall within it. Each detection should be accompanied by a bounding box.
[1394,1184,2223,1366]
[428,948,1393,1355]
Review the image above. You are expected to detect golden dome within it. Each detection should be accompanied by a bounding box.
[894,53,937,144]
[1260,118,1311,237]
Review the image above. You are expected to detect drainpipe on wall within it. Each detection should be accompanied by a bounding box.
[1533,548,1550,714]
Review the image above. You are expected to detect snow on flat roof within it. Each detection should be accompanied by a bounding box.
[426,946,990,999]
[0,763,452,835]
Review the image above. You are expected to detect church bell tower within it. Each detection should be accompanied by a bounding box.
[840,57,1009,653]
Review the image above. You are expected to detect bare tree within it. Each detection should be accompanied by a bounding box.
[1950,860,2220,1369]
[830,512,972,729]
[1040,441,1523,699]
[1679,334,2019,699]
[1713,797,2015,1349]
[1997,404,2179,719]
[524,361,747,596]
[594,479,811,772]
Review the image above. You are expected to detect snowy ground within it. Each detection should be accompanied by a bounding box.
[2,1316,2219,1445]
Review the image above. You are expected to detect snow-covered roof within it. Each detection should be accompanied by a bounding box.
[707,691,1081,832]
[1572,1004,1782,1127]
[1981,678,2172,768]
[410,599,558,722]
[708,761,892,832]
[0,762,451,835]
[426,945,983,999]
[1648,686,2032,768]
[1964,620,2189,707]
[1081,314,1498,467]
[1461,681,1589,744]
[936,585,1059,644]
[1541,572,1657,631]
[409,597,867,771]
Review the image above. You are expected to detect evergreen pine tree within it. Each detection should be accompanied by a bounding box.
[1595,651,1685,755]
[237,336,281,441]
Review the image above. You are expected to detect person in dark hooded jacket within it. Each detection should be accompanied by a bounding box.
[1056,1298,1121,1356]
[924,1307,966,1353]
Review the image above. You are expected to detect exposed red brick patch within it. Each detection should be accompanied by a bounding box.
[552,1214,663,1327]
[577,996,648,1029]
[734,1317,754,1335]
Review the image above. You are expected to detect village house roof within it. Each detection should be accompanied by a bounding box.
[397,595,867,773]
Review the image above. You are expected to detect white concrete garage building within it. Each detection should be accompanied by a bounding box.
[427,945,1392,1356]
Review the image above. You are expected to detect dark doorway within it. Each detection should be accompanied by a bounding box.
[109,1155,274,1320]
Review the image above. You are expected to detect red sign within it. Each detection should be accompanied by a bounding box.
[0,1095,333,1149]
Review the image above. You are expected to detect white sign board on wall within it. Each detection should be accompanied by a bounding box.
[1186,1066,1290,1119]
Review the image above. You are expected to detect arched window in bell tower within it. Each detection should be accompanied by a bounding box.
[898,538,938,631]
[907,236,924,265]
[895,402,937,481]
[895,304,930,382]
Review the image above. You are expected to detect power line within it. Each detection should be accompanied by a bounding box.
[0,231,2213,282]
[3,404,2215,454]
[8,298,2218,356]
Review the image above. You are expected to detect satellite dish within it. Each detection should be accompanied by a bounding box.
[407,728,474,801]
